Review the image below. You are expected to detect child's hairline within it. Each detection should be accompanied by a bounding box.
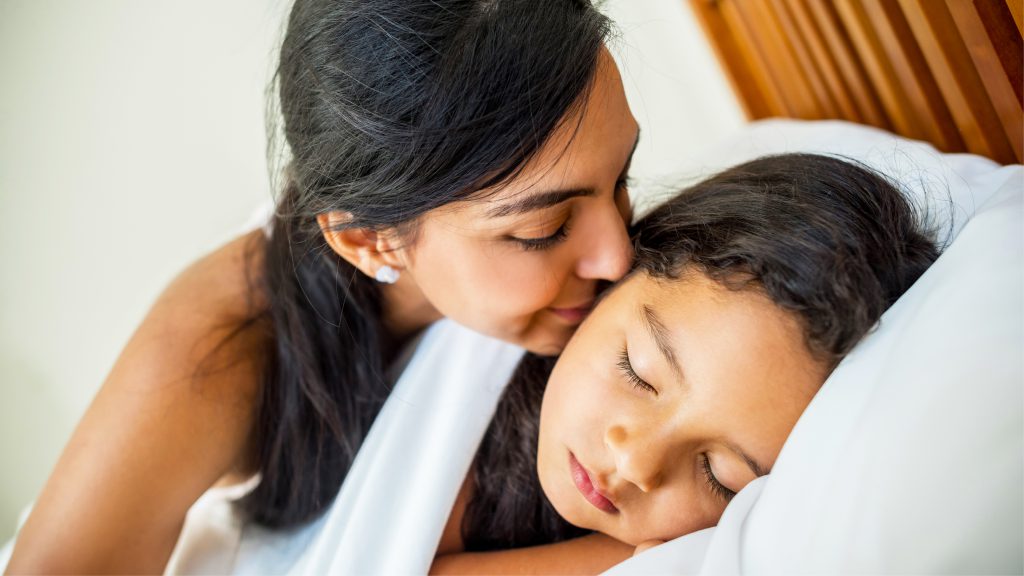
[596,262,838,372]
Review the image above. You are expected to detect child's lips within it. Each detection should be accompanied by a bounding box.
[569,451,618,513]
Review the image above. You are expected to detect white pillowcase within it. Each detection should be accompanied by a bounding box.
[637,119,1006,242]
[609,120,1023,575]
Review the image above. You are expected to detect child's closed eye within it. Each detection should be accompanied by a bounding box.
[701,453,737,502]
[617,346,658,394]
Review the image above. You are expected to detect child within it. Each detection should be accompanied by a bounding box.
[434,153,939,572]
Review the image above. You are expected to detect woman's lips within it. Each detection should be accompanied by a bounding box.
[569,452,618,513]
[549,303,592,324]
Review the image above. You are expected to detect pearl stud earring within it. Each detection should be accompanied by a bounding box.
[374,265,400,284]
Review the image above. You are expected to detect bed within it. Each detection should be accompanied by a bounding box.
[609,117,1022,574]
[613,1,1024,572]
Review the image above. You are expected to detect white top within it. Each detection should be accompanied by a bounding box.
[164,319,525,575]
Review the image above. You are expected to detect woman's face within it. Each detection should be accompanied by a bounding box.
[398,51,639,355]
[536,270,829,545]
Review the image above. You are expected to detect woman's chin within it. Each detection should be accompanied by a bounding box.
[520,329,573,356]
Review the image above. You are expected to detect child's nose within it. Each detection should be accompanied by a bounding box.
[604,424,664,493]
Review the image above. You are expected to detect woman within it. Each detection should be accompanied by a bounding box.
[5,1,638,572]
[432,154,939,572]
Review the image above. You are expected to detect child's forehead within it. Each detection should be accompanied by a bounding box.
[621,270,825,397]
[610,270,802,351]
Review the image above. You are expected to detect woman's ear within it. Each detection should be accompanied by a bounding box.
[317,211,406,279]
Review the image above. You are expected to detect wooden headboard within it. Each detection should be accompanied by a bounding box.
[689,0,1023,164]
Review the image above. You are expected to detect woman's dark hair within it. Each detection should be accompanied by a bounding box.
[463,153,939,549]
[236,0,614,528]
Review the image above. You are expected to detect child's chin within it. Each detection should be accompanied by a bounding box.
[538,472,589,530]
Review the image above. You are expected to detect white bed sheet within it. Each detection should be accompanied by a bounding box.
[164,320,525,574]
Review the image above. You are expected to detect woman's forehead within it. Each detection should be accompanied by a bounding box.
[438,55,638,221]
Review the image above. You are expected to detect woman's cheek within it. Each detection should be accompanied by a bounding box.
[505,256,566,311]
[474,259,556,319]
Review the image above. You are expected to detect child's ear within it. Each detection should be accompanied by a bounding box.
[317,211,406,279]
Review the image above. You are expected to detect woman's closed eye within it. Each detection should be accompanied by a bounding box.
[509,218,572,251]
[617,346,657,394]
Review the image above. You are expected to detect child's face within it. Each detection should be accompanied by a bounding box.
[536,269,829,545]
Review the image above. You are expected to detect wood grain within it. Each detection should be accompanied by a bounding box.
[688,0,1023,163]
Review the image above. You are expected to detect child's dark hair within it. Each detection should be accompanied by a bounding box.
[633,153,939,365]
[463,153,939,550]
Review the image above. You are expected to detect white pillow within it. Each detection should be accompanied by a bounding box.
[636,119,1006,243]
[609,120,1023,575]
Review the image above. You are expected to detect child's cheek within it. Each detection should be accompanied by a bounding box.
[575,371,618,438]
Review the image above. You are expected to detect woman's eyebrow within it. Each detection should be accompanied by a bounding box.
[620,129,640,177]
[486,187,595,218]
[640,304,684,382]
[486,129,640,219]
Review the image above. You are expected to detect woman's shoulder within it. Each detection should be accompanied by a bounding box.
[168,229,269,321]
[143,228,271,430]
[108,228,273,473]
[5,231,272,573]
[97,229,272,482]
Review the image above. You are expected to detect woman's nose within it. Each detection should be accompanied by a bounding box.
[605,424,663,493]
[575,200,633,282]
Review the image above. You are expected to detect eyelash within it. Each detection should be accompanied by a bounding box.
[616,346,657,394]
[512,176,629,252]
[701,453,737,502]
[512,218,572,252]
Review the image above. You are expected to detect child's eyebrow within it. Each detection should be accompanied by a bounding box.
[724,440,769,478]
[640,304,684,383]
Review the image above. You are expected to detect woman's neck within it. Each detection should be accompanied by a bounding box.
[378,275,443,349]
